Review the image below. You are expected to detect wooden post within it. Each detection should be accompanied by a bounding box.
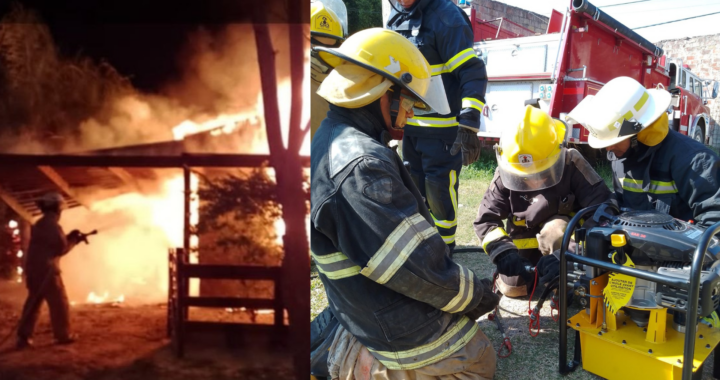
[176,247,186,358]
[274,270,284,328]
[167,248,174,338]
[182,166,191,324]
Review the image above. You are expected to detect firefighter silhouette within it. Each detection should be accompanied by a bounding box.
[319,16,330,29]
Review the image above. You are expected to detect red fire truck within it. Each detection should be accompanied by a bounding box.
[468,0,718,159]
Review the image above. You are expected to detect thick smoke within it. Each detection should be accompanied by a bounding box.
[0,6,298,154]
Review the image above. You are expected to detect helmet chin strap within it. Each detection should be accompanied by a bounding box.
[388,85,403,127]
[629,135,638,149]
[388,85,418,129]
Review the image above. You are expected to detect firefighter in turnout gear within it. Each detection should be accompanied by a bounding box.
[566,76,720,228]
[310,0,347,140]
[474,106,611,297]
[17,192,83,349]
[386,0,488,253]
[312,28,499,379]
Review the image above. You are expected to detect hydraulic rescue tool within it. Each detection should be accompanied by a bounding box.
[557,204,720,380]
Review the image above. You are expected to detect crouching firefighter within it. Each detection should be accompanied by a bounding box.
[311,28,500,379]
[566,76,720,228]
[17,192,85,349]
[474,106,612,298]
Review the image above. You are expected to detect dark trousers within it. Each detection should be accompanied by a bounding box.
[402,135,463,251]
[18,272,71,341]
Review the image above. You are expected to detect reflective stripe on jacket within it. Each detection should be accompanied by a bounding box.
[386,0,487,140]
[611,130,720,228]
[311,104,489,370]
[474,149,612,263]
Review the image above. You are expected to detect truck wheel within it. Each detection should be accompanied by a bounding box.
[694,127,705,145]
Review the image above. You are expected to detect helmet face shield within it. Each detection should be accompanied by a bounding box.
[409,75,450,115]
[496,147,566,191]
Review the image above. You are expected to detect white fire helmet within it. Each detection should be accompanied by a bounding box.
[38,192,65,210]
[565,76,672,149]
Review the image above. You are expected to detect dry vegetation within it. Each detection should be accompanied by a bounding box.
[0,281,292,380]
[0,4,133,152]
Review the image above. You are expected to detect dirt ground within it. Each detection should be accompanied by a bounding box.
[0,280,292,380]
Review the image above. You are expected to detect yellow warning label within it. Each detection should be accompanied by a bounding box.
[603,252,636,314]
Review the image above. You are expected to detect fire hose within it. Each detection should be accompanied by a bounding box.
[0,230,97,351]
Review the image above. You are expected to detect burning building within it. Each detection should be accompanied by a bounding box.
[0,2,309,379]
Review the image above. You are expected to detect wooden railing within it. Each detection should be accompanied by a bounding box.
[167,248,285,357]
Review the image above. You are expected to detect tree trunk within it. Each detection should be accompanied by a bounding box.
[253,21,309,380]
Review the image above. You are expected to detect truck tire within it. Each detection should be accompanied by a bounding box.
[694,127,705,145]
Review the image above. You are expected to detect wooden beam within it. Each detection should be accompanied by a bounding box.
[0,153,310,168]
[184,321,288,333]
[37,166,83,206]
[182,297,275,309]
[0,185,35,222]
[106,167,139,189]
[181,264,281,280]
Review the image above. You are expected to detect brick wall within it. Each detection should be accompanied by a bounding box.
[655,33,720,144]
[471,0,548,34]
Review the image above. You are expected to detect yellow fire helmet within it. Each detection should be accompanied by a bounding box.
[311,0,348,75]
[313,28,450,115]
[495,105,567,191]
[565,76,672,149]
[311,0,346,42]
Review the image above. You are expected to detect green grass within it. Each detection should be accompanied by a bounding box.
[311,152,717,379]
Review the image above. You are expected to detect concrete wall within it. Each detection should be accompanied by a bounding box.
[471,0,548,35]
[655,33,720,143]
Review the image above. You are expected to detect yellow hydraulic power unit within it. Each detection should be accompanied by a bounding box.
[558,205,720,380]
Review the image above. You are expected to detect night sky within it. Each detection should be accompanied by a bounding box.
[0,0,296,92]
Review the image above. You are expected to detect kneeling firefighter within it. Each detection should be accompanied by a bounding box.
[17,192,84,349]
[474,105,612,297]
[311,28,500,379]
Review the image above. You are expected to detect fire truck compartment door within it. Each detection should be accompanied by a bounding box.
[483,82,533,136]
[486,45,549,76]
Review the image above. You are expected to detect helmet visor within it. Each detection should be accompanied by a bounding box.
[405,75,451,115]
[496,148,566,191]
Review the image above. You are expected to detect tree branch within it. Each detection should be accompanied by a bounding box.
[287,6,306,154]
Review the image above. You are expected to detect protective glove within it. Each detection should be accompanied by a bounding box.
[450,127,481,166]
[536,253,561,286]
[537,216,569,256]
[451,108,482,166]
[464,278,501,321]
[495,249,534,282]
